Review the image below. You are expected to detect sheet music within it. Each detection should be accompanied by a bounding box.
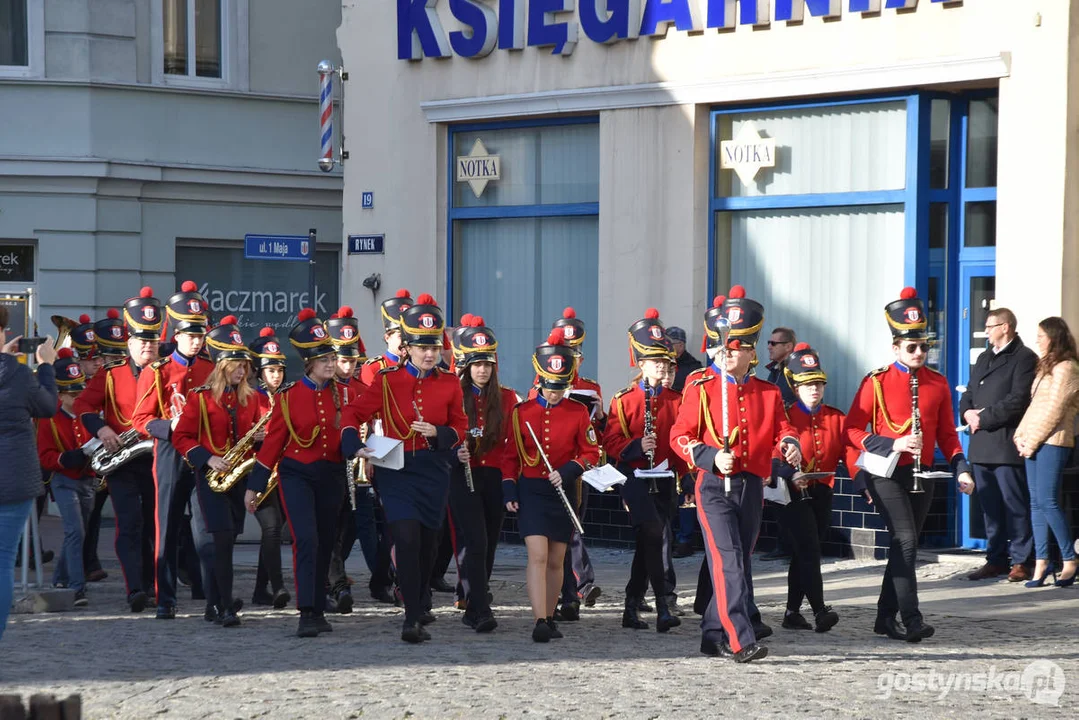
[582,464,627,492]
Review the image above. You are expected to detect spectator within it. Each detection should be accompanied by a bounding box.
[666,327,702,393]
[960,308,1037,582]
[0,308,59,641]
[1014,317,1079,588]
[763,327,797,407]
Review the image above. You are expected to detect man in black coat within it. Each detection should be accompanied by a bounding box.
[667,327,702,393]
[959,308,1037,582]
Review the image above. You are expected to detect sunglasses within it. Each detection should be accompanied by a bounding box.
[767,340,791,347]
[903,343,931,354]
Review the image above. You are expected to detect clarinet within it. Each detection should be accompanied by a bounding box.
[644,389,658,494]
[909,370,925,494]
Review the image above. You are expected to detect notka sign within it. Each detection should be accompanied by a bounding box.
[398,0,959,60]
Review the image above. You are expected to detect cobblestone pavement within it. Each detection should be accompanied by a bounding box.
[1,516,1076,719]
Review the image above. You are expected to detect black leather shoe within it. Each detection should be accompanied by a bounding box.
[558,601,580,621]
[128,591,148,613]
[782,611,812,630]
[874,615,909,641]
[313,612,333,634]
[753,621,773,641]
[637,599,654,613]
[297,610,320,638]
[430,576,455,593]
[656,604,681,633]
[251,588,274,606]
[220,609,241,628]
[814,607,839,633]
[622,598,649,630]
[324,594,338,614]
[905,617,935,642]
[418,624,432,641]
[401,621,423,644]
[204,604,220,623]
[582,585,602,607]
[474,612,497,633]
[666,596,685,617]
[335,590,354,614]
[733,642,769,663]
[700,638,733,658]
[673,542,694,558]
[370,586,396,604]
[418,611,437,626]
[532,619,552,643]
[272,588,291,609]
[545,617,563,639]
[155,604,177,620]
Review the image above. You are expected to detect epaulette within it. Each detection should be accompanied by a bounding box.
[377,365,401,375]
[103,358,127,371]
[692,374,715,386]
[685,367,708,382]
[188,384,211,395]
[578,376,599,387]
[435,366,455,376]
[564,396,590,411]
[613,386,633,399]
[150,357,171,370]
[362,356,383,366]
[866,365,889,378]
[277,381,297,393]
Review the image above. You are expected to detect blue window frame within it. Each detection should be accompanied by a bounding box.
[709,90,998,548]
[447,116,600,391]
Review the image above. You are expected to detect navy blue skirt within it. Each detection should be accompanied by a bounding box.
[373,449,453,529]
[194,467,245,535]
[517,476,574,543]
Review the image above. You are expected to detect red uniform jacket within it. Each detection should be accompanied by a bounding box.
[74,358,144,437]
[342,363,466,454]
[132,352,214,441]
[843,363,964,470]
[359,352,401,388]
[172,387,261,470]
[603,382,685,474]
[38,405,93,480]
[504,397,600,484]
[248,377,354,493]
[786,402,854,489]
[464,385,519,479]
[670,367,799,480]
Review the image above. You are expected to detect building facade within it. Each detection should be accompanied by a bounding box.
[0,0,344,370]
[338,0,1078,554]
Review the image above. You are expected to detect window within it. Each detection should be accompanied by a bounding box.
[163,0,223,79]
[449,120,600,393]
[0,0,27,67]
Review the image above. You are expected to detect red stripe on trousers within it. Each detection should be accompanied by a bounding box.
[274,479,301,605]
[696,478,743,653]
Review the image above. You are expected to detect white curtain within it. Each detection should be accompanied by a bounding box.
[454,216,599,393]
[717,205,906,410]
[717,101,907,197]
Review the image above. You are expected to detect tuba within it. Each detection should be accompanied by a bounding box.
[206,404,274,493]
[51,315,80,350]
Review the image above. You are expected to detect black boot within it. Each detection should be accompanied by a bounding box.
[622,597,649,630]
[532,618,552,643]
[655,599,682,633]
[297,610,320,638]
[814,606,839,633]
[873,614,909,641]
[313,612,333,634]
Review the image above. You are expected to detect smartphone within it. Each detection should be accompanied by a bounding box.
[17,336,45,354]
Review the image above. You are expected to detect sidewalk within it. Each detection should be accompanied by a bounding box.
[1,515,1074,718]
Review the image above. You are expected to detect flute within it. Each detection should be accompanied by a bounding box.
[412,401,434,451]
[524,421,586,537]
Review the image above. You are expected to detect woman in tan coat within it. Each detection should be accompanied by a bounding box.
[1014,317,1079,588]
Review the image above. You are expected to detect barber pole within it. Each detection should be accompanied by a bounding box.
[317,60,335,172]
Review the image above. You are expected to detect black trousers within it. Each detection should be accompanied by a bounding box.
[865,466,934,625]
[153,439,210,607]
[561,479,596,605]
[472,466,505,583]
[368,483,396,594]
[390,519,439,624]
[105,456,156,596]
[254,490,286,594]
[277,459,346,612]
[622,473,676,605]
[328,485,355,594]
[779,483,833,614]
[446,465,494,616]
[431,522,453,584]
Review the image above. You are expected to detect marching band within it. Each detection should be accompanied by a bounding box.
[34,279,989,661]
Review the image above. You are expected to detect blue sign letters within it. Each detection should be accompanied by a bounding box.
[399,0,958,60]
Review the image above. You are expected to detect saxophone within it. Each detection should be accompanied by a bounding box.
[88,430,154,477]
[207,404,274,493]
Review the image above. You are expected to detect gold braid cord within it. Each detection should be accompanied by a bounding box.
[698,384,739,449]
[616,395,631,440]
[105,370,133,428]
[198,394,230,455]
[280,391,320,449]
[49,419,65,455]
[871,375,912,435]
[511,408,540,469]
[381,376,417,441]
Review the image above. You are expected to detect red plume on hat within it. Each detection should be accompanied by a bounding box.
[79,314,91,324]
[645,307,659,320]
[220,315,238,326]
[297,308,317,322]
[338,305,354,318]
[139,286,153,299]
[57,348,74,360]
[547,327,565,346]
[260,327,274,338]
[417,293,437,306]
[396,288,410,298]
[107,308,119,319]
[794,342,811,352]
[459,313,474,327]
[181,280,198,293]
[900,286,917,299]
[562,307,576,319]
[469,315,485,327]
[729,285,746,299]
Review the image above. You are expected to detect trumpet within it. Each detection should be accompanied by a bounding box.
[206,406,274,492]
[345,425,372,511]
